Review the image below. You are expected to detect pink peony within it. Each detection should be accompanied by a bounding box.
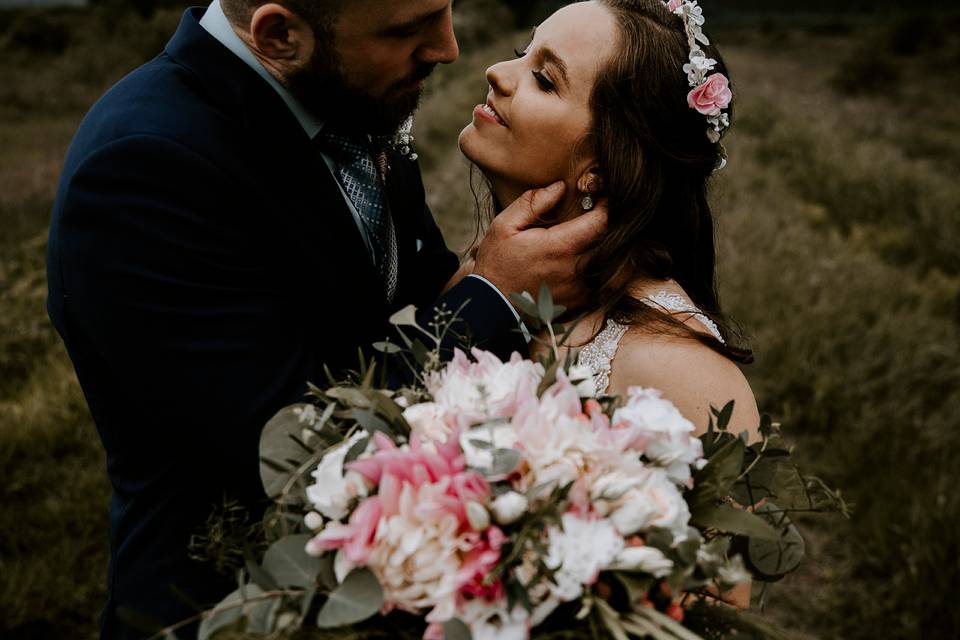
[687,73,732,116]
[312,495,383,564]
[456,526,507,601]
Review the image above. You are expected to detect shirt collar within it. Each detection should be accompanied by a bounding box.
[200,0,323,139]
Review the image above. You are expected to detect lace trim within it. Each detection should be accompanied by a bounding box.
[575,319,628,397]
[644,291,725,344]
[575,290,725,396]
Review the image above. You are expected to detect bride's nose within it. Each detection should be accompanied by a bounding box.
[486,60,515,96]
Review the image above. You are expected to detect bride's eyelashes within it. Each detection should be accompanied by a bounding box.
[513,47,557,93]
[532,70,556,92]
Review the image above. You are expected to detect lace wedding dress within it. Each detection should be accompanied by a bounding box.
[576,291,725,396]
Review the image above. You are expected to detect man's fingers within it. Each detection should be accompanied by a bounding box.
[549,202,609,254]
[499,181,566,230]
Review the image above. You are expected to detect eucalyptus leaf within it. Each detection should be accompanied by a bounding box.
[350,408,393,437]
[245,558,279,591]
[689,504,780,541]
[326,387,373,409]
[388,305,419,328]
[537,282,555,326]
[372,340,403,354]
[632,606,706,640]
[536,360,561,396]
[688,438,745,510]
[315,568,384,628]
[731,456,778,505]
[262,534,322,589]
[747,503,806,580]
[489,448,522,477]
[411,339,430,366]
[442,618,473,640]
[343,435,371,464]
[508,291,543,329]
[243,595,281,634]
[260,404,318,501]
[198,585,264,640]
[715,400,735,431]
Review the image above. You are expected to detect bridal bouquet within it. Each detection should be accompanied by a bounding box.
[186,290,847,640]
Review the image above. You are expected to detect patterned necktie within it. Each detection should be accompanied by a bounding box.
[319,129,399,303]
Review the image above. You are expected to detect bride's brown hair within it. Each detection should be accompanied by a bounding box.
[582,0,752,363]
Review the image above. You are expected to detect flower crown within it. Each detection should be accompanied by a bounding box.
[664,0,731,144]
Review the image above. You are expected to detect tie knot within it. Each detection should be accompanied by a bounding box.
[317,129,372,163]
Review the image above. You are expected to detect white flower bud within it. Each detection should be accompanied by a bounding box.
[305,536,325,557]
[491,491,529,525]
[304,511,324,531]
[610,545,674,577]
[466,500,491,531]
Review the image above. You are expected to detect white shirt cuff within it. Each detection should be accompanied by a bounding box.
[466,274,532,344]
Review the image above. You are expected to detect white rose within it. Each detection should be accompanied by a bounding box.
[491,491,529,525]
[305,432,369,521]
[610,546,674,577]
[612,387,704,486]
[609,468,690,540]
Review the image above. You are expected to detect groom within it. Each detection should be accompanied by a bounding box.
[46,1,604,637]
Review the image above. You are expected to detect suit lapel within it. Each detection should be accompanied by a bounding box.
[165,8,386,311]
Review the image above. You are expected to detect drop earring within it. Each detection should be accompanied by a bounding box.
[580,194,594,211]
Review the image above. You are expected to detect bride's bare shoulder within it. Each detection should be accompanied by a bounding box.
[607,328,761,438]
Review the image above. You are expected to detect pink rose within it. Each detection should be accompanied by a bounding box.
[667,0,683,11]
[687,73,732,116]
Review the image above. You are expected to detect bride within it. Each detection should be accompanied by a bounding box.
[461,0,761,438]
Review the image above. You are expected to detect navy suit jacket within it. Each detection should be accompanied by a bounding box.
[46,8,523,638]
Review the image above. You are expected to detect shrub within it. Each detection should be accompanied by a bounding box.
[6,12,71,55]
[830,47,902,97]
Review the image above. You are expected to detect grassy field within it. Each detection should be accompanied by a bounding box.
[1,3,959,639]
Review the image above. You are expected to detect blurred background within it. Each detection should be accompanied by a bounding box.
[1,1,958,638]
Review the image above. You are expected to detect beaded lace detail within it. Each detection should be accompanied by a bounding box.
[645,291,725,345]
[575,319,629,398]
[576,290,725,396]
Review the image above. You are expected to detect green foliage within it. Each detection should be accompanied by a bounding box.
[2,5,959,640]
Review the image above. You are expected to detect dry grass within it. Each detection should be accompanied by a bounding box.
[1,4,958,639]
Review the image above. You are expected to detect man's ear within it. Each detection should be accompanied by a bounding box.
[576,166,605,195]
[248,3,315,66]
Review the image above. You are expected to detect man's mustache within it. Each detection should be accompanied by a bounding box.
[390,63,437,93]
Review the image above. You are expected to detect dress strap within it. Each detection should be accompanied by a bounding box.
[643,290,725,344]
[576,318,629,397]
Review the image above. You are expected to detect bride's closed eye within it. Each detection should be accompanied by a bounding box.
[513,47,557,93]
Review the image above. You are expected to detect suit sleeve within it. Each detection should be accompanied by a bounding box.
[55,134,312,466]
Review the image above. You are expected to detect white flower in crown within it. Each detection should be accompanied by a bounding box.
[683,54,717,86]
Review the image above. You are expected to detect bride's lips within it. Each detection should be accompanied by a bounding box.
[473,99,508,127]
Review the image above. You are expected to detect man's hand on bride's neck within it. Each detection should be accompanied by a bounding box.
[489,177,588,227]
[471,181,607,311]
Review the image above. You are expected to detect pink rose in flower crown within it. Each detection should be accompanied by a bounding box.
[687,73,732,117]
[667,0,684,11]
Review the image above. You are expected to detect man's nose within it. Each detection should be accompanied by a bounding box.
[417,7,459,65]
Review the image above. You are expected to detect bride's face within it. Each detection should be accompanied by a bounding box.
[458,1,616,204]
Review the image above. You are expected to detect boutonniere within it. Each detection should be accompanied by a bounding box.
[372,116,418,179]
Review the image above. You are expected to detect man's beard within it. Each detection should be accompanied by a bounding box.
[287,44,436,136]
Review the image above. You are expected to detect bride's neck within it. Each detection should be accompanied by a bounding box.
[489,176,580,223]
